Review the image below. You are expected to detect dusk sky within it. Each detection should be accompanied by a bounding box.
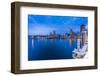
[28,15,88,35]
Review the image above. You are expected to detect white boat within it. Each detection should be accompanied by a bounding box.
[72,44,88,59]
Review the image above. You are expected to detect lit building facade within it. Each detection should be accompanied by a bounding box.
[80,24,88,48]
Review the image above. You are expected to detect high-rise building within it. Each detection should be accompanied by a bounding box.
[53,30,56,35]
[80,24,87,48]
[80,24,85,32]
[69,29,76,39]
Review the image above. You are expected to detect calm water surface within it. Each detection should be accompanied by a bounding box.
[28,38,77,61]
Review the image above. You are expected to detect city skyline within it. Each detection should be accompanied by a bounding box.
[28,15,88,35]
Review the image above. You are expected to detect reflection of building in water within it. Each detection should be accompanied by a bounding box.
[69,29,77,47]
[69,39,72,47]
[77,35,81,49]
[32,39,34,48]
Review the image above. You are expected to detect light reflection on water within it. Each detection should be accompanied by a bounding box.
[28,38,77,61]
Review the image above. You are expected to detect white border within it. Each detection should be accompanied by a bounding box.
[20,7,95,70]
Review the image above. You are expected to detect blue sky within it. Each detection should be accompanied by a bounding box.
[28,15,88,35]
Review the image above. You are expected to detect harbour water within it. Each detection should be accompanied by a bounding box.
[28,38,77,61]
